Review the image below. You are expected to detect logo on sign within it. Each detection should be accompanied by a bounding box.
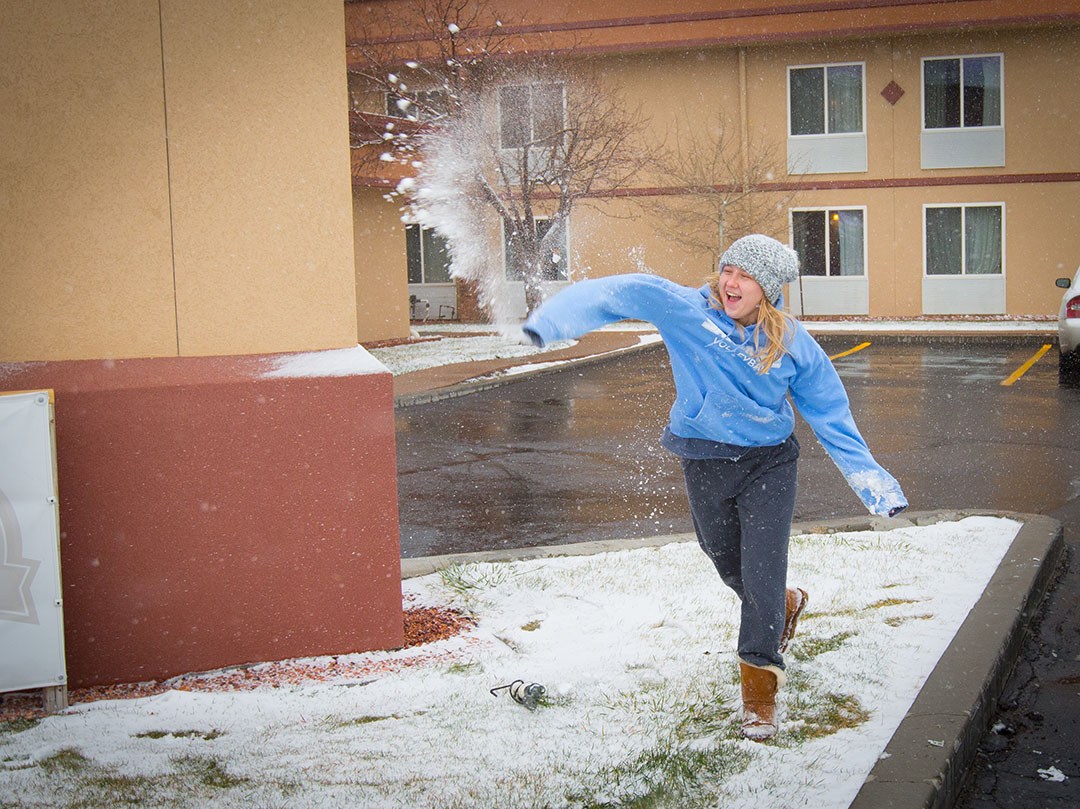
[0,487,40,625]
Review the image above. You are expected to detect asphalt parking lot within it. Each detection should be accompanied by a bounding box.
[396,339,1080,558]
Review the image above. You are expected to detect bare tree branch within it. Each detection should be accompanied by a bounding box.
[349,2,653,318]
[641,109,801,274]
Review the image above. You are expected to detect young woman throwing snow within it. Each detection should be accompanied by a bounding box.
[522,234,907,741]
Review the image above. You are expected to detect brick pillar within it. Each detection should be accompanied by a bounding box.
[455,279,491,324]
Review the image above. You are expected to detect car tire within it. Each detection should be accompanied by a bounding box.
[1059,349,1080,386]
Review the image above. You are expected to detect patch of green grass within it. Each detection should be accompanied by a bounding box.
[38,748,89,774]
[351,715,394,725]
[446,661,480,675]
[672,696,738,742]
[438,563,511,595]
[172,755,249,789]
[134,729,223,740]
[789,631,856,662]
[77,772,156,806]
[783,692,871,744]
[0,717,40,734]
[803,595,926,623]
[16,746,255,807]
[570,737,753,809]
[791,533,915,554]
[868,597,924,609]
[568,675,754,808]
[885,613,934,627]
[520,619,542,632]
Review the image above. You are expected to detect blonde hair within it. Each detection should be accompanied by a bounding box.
[707,275,795,374]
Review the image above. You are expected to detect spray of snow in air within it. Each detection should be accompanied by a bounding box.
[404,104,519,333]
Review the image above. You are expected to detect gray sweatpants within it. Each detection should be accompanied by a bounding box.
[680,434,800,670]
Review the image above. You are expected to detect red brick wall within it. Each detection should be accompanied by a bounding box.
[2,352,403,687]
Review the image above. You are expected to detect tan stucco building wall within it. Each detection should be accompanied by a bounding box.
[550,27,1079,317]
[349,3,1080,331]
[352,187,412,342]
[1,0,358,362]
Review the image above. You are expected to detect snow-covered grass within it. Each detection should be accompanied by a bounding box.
[369,334,578,376]
[368,323,659,377]
[1,516,1019,809]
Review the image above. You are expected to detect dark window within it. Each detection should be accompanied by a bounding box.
[405,224,451,283]
[925,205,1002,275]
[499,84,565,150]
[793,209,865,277]
[924,56,1001,129]
[789,64,862,135]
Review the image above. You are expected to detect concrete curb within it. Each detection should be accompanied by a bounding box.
[849,511,1065,809]
[400,508,1065,809]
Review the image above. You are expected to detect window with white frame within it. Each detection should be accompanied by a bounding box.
[789,64,864,136]
[924,204,1003,276]
[406,224,451,283]
[923,55,1001,130]
[787,63,866,174]
[791,208,866,277]
[920,54,1004,169]
[504,219,568,281]
[499,84,565,151]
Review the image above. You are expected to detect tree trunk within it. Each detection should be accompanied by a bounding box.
[521,241,545,317]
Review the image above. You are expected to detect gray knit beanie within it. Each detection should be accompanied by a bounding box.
[718,234,800,304]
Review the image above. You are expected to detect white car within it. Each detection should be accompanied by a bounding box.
[1056,266,1080,383]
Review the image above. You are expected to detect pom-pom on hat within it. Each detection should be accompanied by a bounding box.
[718,234,800,304]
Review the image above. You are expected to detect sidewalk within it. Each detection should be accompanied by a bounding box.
[390,318,1070,809]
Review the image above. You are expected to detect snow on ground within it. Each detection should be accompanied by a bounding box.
[261,345,388,378]
[369,323,659,376]
[370,334,578,375]
[1,516,1020,809]
[801,320,1056,334]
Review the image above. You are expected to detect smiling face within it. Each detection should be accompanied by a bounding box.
[718,264,766,326]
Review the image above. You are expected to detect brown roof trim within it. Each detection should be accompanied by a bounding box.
[352,170,1079,193]
[558,15,1080,57]
[351,1,1080,48]
[587,172,1080,198]
[356,0,967,44]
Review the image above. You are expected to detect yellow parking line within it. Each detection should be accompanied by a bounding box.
[829,342,871,361]
[1001,344,1053,386]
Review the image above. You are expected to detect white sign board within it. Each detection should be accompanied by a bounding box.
[0,390,66,693]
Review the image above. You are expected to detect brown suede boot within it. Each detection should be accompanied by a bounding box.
[779,587,808,654]
[739,661,784,741]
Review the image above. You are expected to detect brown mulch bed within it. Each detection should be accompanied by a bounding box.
[0,606,474,725]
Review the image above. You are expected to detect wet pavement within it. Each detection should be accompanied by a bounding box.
[393,334,1080,807]
[396,340,1080,558]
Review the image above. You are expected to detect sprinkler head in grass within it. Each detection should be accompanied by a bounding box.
[490,680,546,711]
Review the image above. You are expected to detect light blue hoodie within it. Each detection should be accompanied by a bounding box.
[522,273,907,517]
